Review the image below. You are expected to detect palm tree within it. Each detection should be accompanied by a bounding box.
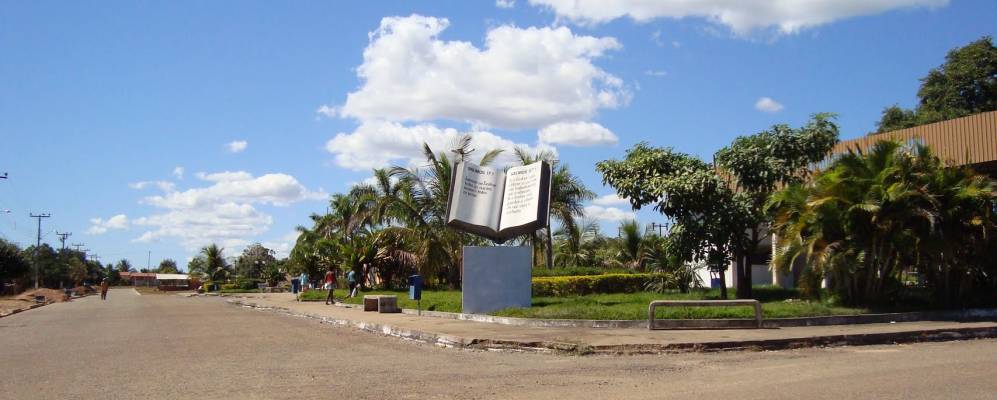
[553,219,600,267]
[611,219,645,270]
[512,147,595,269]
[386,135,502,287]
[768,140,995,305]
[200,244,231,282]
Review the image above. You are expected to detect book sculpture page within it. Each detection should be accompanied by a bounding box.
[446,161,551,242]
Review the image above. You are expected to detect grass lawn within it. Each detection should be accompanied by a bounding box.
[299,287,868,320]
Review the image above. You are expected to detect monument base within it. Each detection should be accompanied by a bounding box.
[462,246,532,314]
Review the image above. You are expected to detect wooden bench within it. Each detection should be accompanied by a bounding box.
[648,299,763,330]
[363,295,400,313]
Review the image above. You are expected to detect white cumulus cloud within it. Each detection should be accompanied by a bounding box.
[528,0,948,36]
[172,166,185,180]
[326,120,553,170]
[496,0,515,8]
[592,193,629,207]
[584,205,634,222]
[755,97,784,113]
[538,121,618,147]
[129,181,176,192]
[331,15,628,130]
[87,214,130,235]
[227,140,248,153]
[131,171,326,250]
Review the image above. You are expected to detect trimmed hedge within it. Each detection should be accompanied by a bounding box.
[531,273,674,297]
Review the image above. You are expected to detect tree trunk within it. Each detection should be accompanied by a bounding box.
[735,248,750,299]
[718,266,728,300]
[545,225,554,270]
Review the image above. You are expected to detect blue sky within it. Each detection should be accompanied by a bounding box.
[2,0,995,270]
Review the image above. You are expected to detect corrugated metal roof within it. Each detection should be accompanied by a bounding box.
[155,274,189,280]
[833,111,997,166]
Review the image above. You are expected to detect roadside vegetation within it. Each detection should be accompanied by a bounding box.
[299,286,867,320]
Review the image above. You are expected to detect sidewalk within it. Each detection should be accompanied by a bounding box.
[216,292,997,354]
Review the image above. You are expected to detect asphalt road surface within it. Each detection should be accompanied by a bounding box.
[1,288,995,400]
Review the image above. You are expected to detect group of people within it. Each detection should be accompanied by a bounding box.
[292,268,359,304]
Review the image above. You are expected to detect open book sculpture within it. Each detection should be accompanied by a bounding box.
[445,161,552,242]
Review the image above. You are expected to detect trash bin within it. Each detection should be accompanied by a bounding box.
[710,278,722,289]
[291,278,300,295]
[408,275,422,300]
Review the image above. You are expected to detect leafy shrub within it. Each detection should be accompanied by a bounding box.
[531,267,630,277]
[233,278,262,290]
[532,273,675,297]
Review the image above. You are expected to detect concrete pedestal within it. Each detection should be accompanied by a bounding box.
[462,246,532,314]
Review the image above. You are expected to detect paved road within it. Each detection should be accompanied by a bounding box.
[1,289,995,400]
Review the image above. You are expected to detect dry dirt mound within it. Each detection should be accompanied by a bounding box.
[15,288,71,303]
[74,285,96,295]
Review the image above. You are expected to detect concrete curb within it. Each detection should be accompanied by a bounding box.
[403,306,997,329]
[223,297,997,355]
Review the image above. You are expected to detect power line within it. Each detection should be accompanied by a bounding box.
[30,213,51,289]
[71,243,85,252]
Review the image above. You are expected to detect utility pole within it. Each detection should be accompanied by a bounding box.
[648,222,670,237]
[71,243,85,252]
[147,250,151,270]
[56,231,72,250]
[30,213,51,289]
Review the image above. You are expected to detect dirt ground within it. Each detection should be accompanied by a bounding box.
[1,287,92,316]
[0,298,31,315]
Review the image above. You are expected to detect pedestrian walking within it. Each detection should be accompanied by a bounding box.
[347,268,358,298]
[100,279,109,301]
[324,268,337,305]
[291,276,301,301]
[297,271,309,301]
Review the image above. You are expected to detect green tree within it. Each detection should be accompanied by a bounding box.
[552,219,600,268]
[610,220,645,270]
[512,148,595,269]
[235,243,277,279]
[116,259,133,273]
[387,135,501,288]
[713,113,840,298]
[199,244,231,282]
[157,259,179,274]
[22,244,62,288]
[0,239,29,284]
[768,141,997,305]
[68,257,87,286]
[599,114,839,299]
[598,144,741,299]
[876,36,997,133]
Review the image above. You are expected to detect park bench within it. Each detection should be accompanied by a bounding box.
[647,299,763,330]
[363,295,400,313]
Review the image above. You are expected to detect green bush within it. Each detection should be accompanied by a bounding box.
[532,273,675,297]
[231,278,262,291]
[531,267,630,277]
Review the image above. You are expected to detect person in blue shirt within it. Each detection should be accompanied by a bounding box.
[297,271,309,301]
[347,268,358,298]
